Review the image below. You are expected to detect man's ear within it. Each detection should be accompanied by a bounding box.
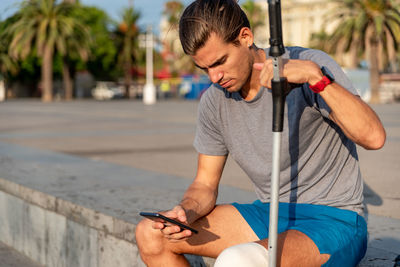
[238,27,254,47]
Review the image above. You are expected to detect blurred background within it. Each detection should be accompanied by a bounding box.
[0,0,399,104]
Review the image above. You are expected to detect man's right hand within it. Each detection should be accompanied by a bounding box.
[151,205,194,242]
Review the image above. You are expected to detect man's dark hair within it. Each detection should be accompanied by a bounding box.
[179,0,250,55]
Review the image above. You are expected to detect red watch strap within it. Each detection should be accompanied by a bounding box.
[309,76,332,93]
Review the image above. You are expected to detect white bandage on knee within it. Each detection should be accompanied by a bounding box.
[214,242,269,267]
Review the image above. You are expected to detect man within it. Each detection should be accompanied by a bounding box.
[135,0,386,266]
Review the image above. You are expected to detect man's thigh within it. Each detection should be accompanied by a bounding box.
[257,229,330,267]
[169,204,259,258]
[233,201,367,266]
[174,205,328,266]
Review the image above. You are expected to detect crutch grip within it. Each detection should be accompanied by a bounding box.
[272,78,288,132]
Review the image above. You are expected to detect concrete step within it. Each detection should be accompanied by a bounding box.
[0,242,42,267]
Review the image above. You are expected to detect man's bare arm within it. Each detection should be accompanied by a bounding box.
[179,153,227,224]
[320,83,386,150]
[255,59,386,150]
[151,154,226,240]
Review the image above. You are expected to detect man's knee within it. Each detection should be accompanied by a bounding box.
[135,219,164,256]
[214,242,269,267]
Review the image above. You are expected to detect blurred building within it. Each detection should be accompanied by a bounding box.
[255,0,337,48]
[158,0,338,68]
[282,0,337,47]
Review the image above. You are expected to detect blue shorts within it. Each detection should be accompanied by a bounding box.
[232,201,367,267]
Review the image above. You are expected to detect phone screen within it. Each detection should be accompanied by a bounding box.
[139,212,198,234]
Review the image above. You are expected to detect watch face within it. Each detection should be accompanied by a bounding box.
[321,66,335,82]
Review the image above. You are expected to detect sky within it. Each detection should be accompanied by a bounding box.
[0,0,195,35]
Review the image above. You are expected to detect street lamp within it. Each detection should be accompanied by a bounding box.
[140,25,156,105]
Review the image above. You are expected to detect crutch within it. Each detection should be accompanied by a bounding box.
[267,1,288,266]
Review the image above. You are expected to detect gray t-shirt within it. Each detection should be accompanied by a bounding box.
[194,47,364,214]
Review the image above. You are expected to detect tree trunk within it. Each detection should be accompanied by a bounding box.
[349,38,359,69]
[386,30,398,73]
[42,44,53,102]
[369,38,380,104]
[378,40,384,72]
[335,39,346,66]
[124,61,131,99]
[63,59,73,101]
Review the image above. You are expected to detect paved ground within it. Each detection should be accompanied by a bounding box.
[0,99,398,219]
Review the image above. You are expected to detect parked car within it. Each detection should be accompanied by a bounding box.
[91,82,125,100]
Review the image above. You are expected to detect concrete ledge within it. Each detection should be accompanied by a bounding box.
[0,177,128,243]
[0,142,255,266]
[0,141,399,266]
[0,189,141,267]
[0,178,214,266]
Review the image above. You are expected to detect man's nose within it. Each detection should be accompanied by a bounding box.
[209,68,223,84]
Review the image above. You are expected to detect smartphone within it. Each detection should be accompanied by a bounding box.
[139,212,198,234]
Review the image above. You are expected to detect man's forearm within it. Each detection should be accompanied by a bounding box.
[321,83,386,149]
[299,61,385,150]
[179,181,218,224]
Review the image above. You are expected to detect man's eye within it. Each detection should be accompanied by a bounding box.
[218,57,227,65]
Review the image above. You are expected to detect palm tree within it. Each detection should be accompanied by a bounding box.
[325,0,400,103]
[0,31,17,78]
[0,37,17,99]
[116,7,140,98]
[6,0,90,102]
[163,1,184,26]
[0,47,16,76]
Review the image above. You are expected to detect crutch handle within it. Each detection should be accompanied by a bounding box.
[272,78,288,132]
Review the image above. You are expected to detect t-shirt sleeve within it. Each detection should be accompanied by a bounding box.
[300,49,359,118]
[193,88,228,156]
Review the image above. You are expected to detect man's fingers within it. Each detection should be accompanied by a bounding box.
[160,225,193,242]
[253,62,264,70]
[155,206,191,241]
[161,224,181,234]
[254,61,273,88]
[163,209,179,220]
[152,221,166,230]
[176,208,187,222]
[165,229,193,242]
[171,205,187,223]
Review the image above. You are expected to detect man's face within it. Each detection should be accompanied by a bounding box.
[192,32,253,93]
